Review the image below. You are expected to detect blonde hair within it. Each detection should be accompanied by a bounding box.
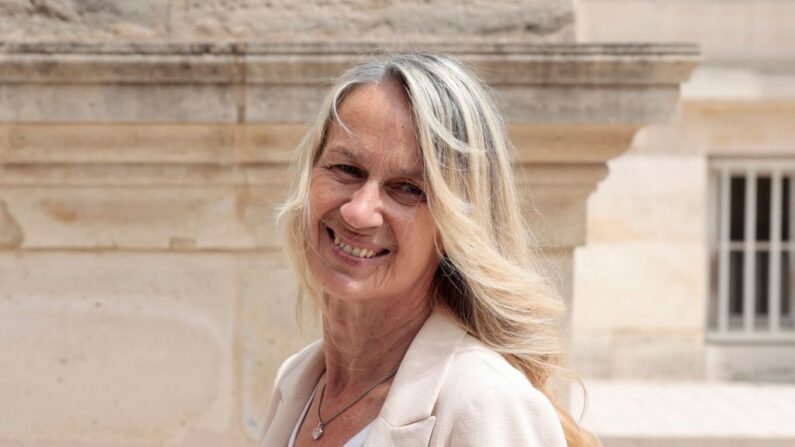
[278,52,599,447]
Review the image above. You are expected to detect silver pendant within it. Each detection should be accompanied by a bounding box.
[312,424,324,440]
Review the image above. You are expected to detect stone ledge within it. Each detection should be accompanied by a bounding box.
[0,123,636,166]
[0,41,700,85]
[572,380,795,444]
[0,41,699,124]
[0,41,701,57]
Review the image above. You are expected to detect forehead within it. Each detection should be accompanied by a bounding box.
[321,82,423,176]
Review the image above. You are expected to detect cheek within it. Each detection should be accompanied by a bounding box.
[401,214,439,258]
[308,178,339,217]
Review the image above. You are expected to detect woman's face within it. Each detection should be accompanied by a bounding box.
[306,81,441,306]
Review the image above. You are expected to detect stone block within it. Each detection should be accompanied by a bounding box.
[586,154,706,242]
[0,124,236,164]
[682,68,795,102]
[0,0,170,41]
[510,124,638,164]
[0,200,23,247]
[573,380,795,445]
[497,85,681,125]
[522,184,592,248]
[569,334,612,378]
[688,101,795,156]
[630,101,795,156]
[0,185,285,249]
[245,85,328,124]
[0,43,698,125]
[0,84,237,123]
[574,241,706,331]
[706,344,795,382]
[571,331,704,380]
[0,123,299,165]
[170,0,575,43]
[238,254,319,438]
[0,252,237,444]
[578,0,795,63]
[609,331,705,379]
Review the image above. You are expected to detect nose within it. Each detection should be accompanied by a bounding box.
[339,180,384,230]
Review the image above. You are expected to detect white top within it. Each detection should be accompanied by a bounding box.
[287,386,375,447]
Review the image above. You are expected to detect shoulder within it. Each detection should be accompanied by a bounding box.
[431,335,566,446]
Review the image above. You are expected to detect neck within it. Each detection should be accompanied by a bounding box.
[321,293,432,397]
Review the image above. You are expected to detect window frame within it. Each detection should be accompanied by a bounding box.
[707,158,795,343]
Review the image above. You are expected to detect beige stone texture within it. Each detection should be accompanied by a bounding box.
[0,40,698,445]
[630,101,795,157]
[1,252,237,444]
[240,256,320,438]
[0,42,700,125]
[0,124,298,164]
[572,154,708,379]
[0,122,660,251]
[0,84,239,123]
[0,185,285,249]
[682,67,795,101]
[578,0,795,64]
[0,0,575,43]
[572,97,795,382]
[0,251,317,445]
[569,0,795,377]
[511,124,638,163]
[0,200,23,247]
[706,344,795,382]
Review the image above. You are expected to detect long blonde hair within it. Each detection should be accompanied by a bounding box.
[278,52,599,447]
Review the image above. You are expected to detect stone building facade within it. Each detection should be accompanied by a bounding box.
[570,1,795,445]
[0,0,742,446]
[574,0,795,383]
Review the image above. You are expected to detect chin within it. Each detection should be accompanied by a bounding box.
[308,260,366,300]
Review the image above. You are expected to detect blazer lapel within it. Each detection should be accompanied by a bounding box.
[258,341,325,447]
[364,311,467,446]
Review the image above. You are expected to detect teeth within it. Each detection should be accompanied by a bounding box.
[331,231,380,259]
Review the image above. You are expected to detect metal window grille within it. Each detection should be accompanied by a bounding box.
[708,159,795,342]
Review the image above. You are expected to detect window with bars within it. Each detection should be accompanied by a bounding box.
[708,160,795,341]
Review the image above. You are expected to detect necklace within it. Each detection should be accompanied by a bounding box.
[312,366,400,440]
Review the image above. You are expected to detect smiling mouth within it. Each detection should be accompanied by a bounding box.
[327,227,390,259]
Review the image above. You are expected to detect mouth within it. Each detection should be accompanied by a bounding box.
[326,226,390,260]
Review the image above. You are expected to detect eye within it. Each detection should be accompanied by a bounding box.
[329,164,363,179]
[393,182,426,204]
[401,183,424,197]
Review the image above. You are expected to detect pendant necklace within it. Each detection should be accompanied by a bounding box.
[312,366,400,440]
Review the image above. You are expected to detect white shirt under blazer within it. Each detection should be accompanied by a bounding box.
[258,311,568,447]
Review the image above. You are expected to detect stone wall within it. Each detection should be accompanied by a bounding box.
[578,0,795,64]
[572,0,795,381]
[0,41,697,445]
[0,0,575,42]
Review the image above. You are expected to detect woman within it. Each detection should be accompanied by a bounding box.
[258,52,598,447]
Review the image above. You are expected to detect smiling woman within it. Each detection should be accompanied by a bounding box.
[307,81,440,307]
[258,53,599,447]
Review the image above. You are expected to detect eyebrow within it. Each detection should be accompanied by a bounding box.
[326,146,425,181]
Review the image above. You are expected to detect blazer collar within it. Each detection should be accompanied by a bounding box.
[365,310,468,445]
[259,340,325,447]
[260,311,468,447]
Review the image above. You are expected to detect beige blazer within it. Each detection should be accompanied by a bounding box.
[257,312,567,447]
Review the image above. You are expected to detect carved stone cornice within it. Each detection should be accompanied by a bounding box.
[0,41,700,124]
